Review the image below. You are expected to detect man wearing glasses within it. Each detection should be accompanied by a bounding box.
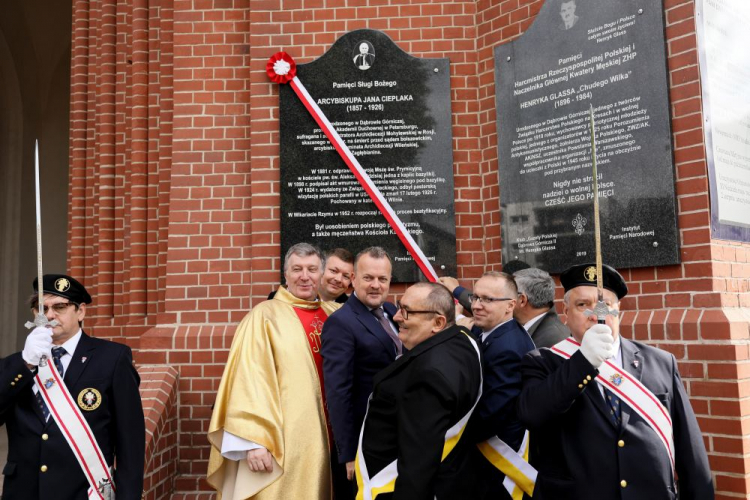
[517,264,713,499]
[465,271,535,499]
[0,274,144,499]
[356,282,482,499]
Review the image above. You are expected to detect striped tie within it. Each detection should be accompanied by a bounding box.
[35,347,66,420]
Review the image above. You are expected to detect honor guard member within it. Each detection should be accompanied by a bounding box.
[0,274,145,499]
[356,283,482,500]
[517,264,713,499]
[464,272,536,499]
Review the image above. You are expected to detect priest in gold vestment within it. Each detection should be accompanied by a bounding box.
[208,243,342,500]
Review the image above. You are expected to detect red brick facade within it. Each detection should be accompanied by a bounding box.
[68,0,750,498]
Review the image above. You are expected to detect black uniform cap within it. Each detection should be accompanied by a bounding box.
[33,274,92,305]
[560,263,628,299]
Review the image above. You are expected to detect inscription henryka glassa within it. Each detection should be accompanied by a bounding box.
[495,0,680,272]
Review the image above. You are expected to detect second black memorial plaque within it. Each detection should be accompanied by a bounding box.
[495,0,680,273]
[280,29,456,282]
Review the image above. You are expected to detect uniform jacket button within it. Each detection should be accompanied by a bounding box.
[40,465,48,472]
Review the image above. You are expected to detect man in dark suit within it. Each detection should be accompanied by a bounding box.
[513,268,570,348]
[439,260,530,312]
[322,247,401,500]
[356,282,482,500]
[0,274,144,499]
[465,271,535,499]
[517,263,713,499]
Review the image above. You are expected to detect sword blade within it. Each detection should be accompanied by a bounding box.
[588,105,606,323]
[35,140,44,314]
[26,140,57,339]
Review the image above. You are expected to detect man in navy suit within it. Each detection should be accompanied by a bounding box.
[466,271,535,499]
[0,274,144,499]
[321,246,401,500]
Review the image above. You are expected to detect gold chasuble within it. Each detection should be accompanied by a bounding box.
[207,286,341,500]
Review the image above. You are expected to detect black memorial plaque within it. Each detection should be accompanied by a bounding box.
[495,0,680,273]
[280,29,456,282]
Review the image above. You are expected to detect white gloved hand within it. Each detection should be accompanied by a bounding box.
[22,327,53,367]
[579,324,615,369]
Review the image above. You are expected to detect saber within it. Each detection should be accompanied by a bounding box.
[24,140,58,362]
[585,105,616,324]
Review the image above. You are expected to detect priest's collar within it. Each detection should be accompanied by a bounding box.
[273,285,321,310]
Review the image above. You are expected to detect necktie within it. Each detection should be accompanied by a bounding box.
[604,387,622,427]
[35,347,66,420]
[372,308,402,356]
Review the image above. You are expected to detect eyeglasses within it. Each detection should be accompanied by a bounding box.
[37,302,77,315]
[468,295,514,305]
[396,301,440,320]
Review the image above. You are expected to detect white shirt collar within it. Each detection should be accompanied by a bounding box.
[523,311,547,331]
[56,329,83,357]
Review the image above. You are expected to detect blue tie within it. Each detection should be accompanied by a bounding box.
[35,347,66,420]
[604,387,622,427]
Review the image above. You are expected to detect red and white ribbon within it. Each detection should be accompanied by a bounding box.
[550,337,675,471]
[35,362,114,499]
[267,51,439,282]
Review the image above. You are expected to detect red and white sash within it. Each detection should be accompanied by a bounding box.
[267,52,439,282]
[35,361,114,499]
[550,337,675,470]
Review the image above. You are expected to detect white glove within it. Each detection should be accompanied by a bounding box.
[579,324,615,369]
[22,327,53,367]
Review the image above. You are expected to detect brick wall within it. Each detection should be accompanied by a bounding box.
[141,366,180,500]
[68,0,750,498]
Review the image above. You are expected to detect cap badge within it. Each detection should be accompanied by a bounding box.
[77,388,102,411]
[609,373,624,387]
[584,266,597,282]
[54,278,71,293]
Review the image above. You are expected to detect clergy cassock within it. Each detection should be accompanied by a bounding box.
[207,286,341,500]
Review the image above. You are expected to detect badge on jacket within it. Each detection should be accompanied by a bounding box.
[77,388,102,411]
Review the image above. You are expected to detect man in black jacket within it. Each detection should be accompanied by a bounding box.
[517,263,713,499]
[356,282,482,500]
[0,274,144,499]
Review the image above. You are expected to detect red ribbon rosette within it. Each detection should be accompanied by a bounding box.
[266,52,296,84]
